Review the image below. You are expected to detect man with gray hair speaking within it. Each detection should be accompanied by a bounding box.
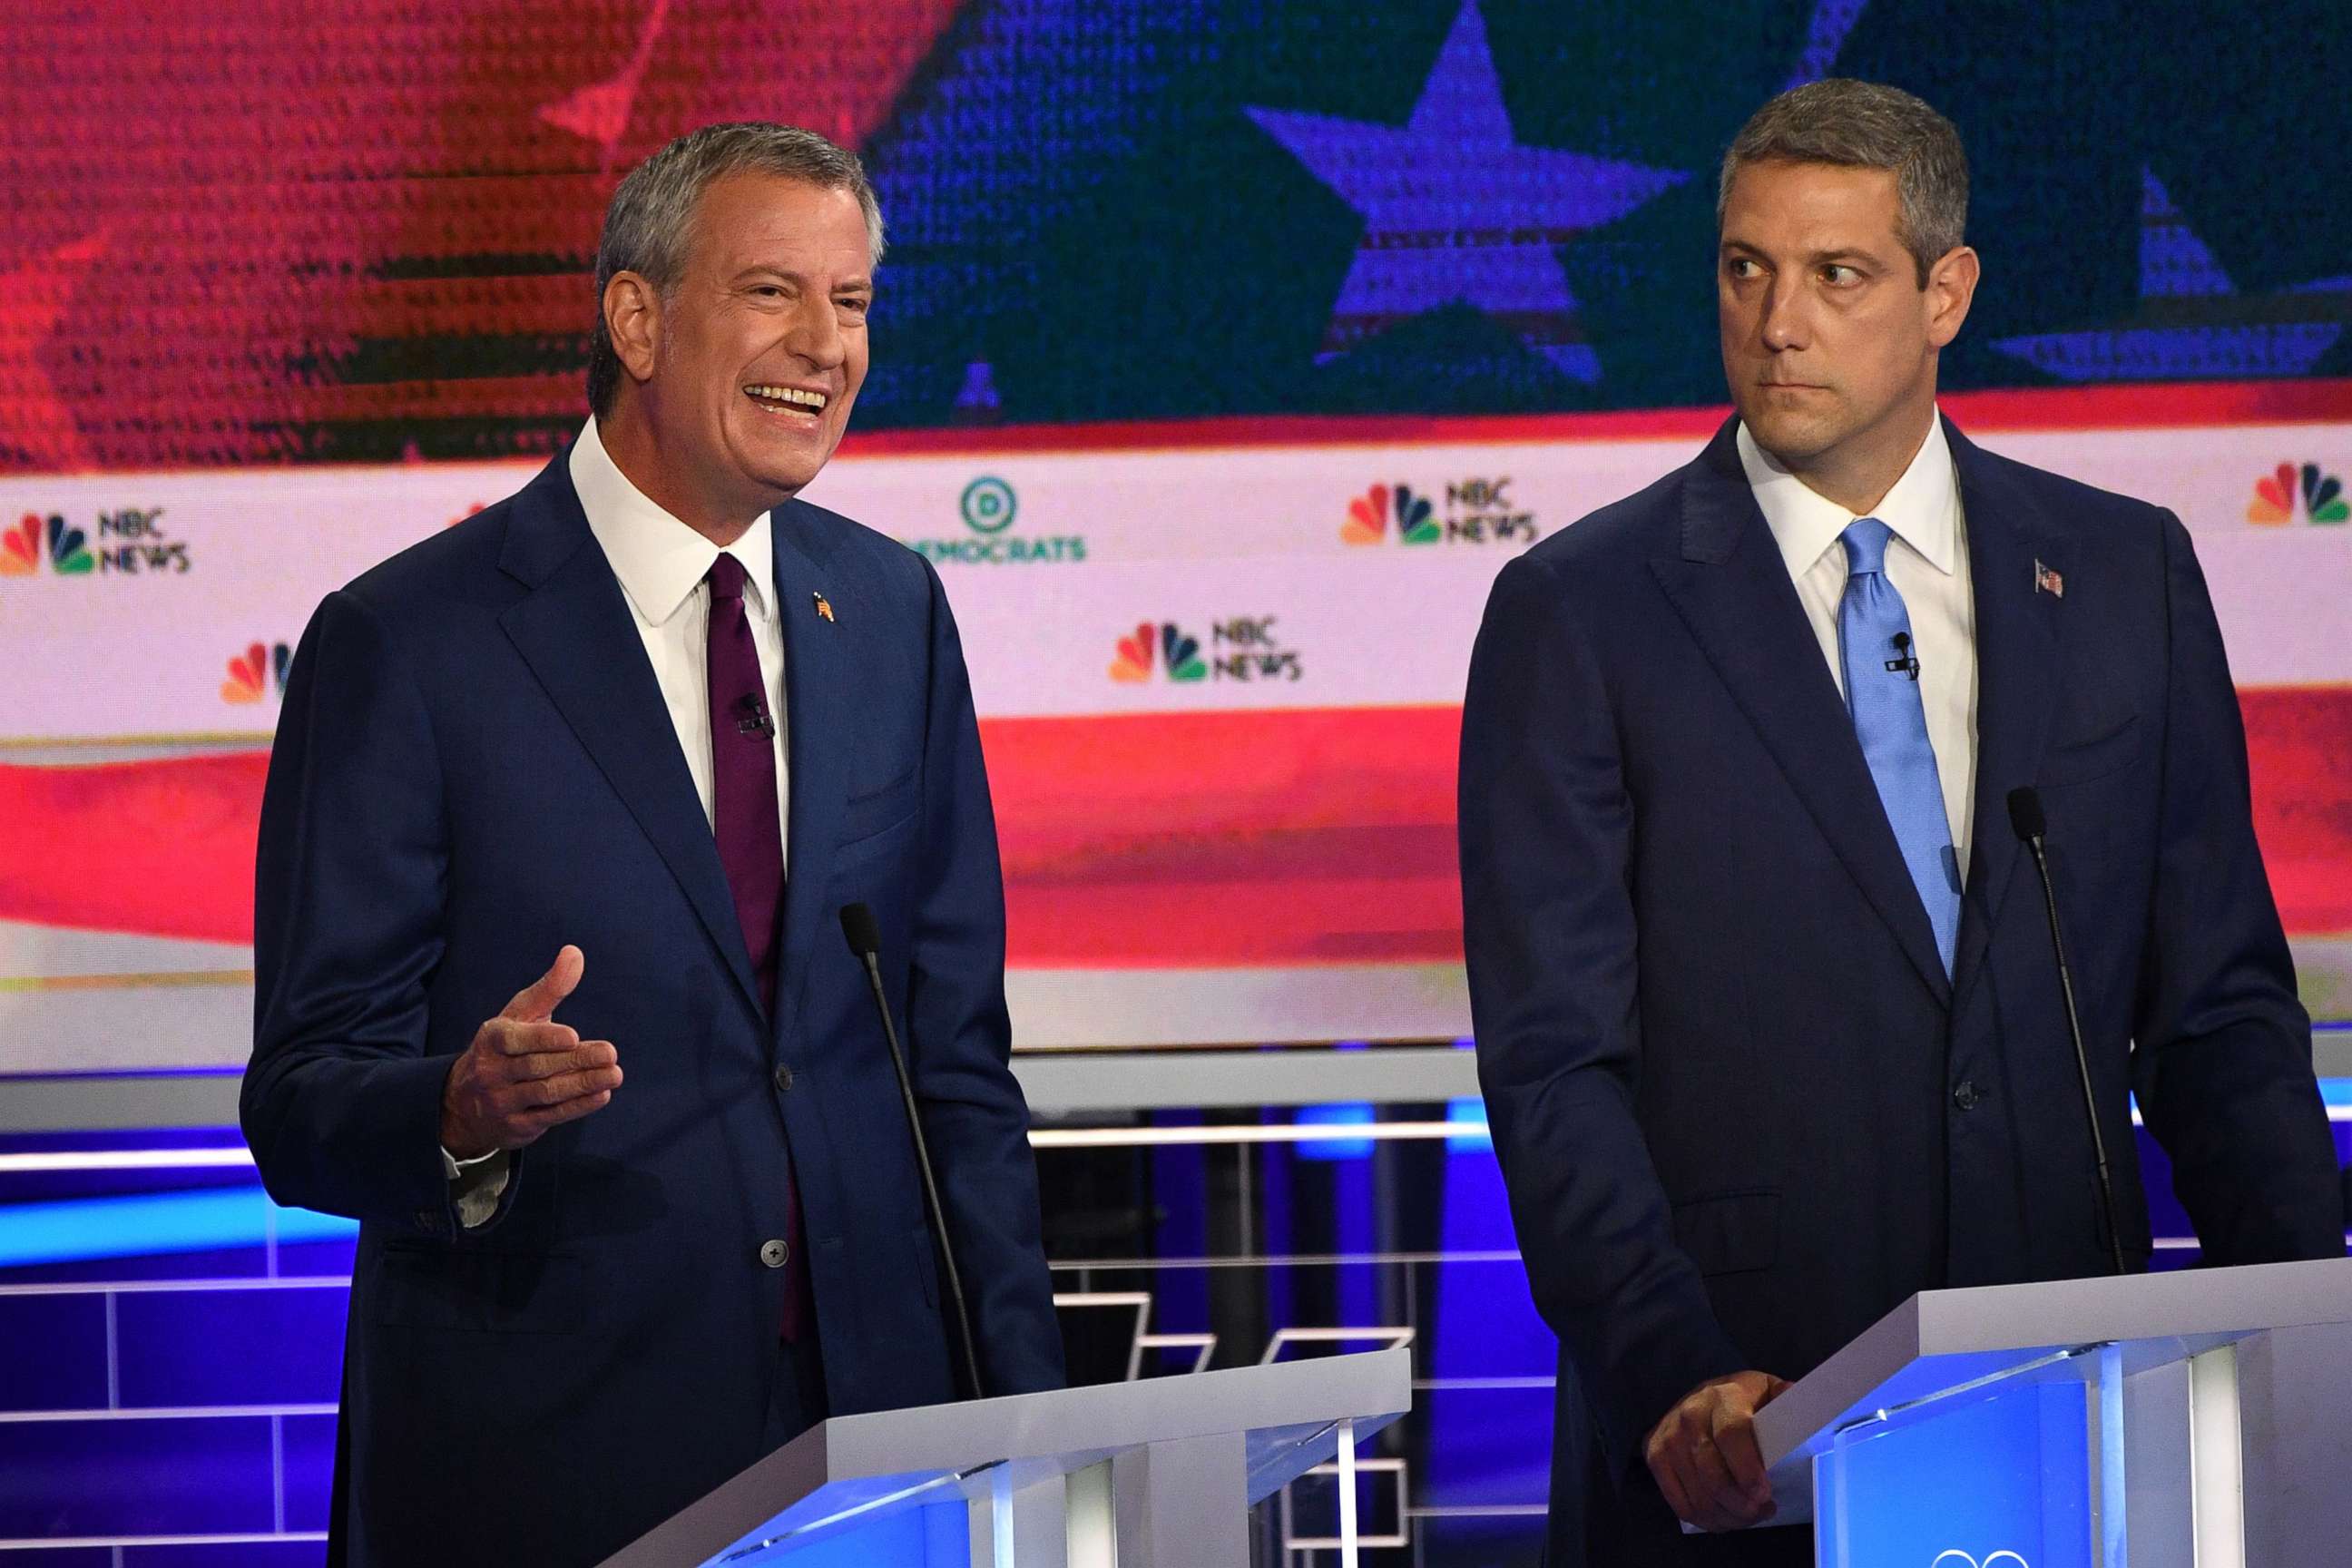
[244,122,1063,1566]
[1460,79,2342,1565]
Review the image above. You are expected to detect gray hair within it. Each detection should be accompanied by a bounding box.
[588,122,887,417]
[1717,80,1968,288]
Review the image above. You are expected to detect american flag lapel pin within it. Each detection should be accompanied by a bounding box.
[2034,559,2064,599]
[813,592,835,622]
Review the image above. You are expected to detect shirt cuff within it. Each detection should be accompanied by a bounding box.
[440,1145,511,1230]
[440,1144,504,1180]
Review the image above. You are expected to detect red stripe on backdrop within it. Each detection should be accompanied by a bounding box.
[2243,688,2352,938]
[833,379,2352,460]
[0,750,268,944]
[3,688,2347,957]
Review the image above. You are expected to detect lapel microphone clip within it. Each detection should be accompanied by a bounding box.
[734,693,776,740]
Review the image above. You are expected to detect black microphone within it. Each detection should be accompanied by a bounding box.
[1885,632,1921,681]
[2007,787,2127,1276]
[838,901,985,1399]
[734,693,776,740]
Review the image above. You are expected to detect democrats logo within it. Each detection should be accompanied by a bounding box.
[1110,617,1303,685]
[1341,477,1541,547]
[0,506,191,577]
[915,475,1086,565]
[2248,462,2348,524]
[220,641,291,705]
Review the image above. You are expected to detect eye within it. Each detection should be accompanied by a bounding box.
[836,296,871,317]
[1726,257,1761,279]
[1820,263,1860,285]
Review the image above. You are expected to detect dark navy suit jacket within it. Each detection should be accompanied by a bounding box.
[242,453,1063,1567]
[1458,416,2343,1563]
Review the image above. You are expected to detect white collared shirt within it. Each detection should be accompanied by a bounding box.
[443,420,792,1228]
[1736,414,1979,877]
[568,416,790,862]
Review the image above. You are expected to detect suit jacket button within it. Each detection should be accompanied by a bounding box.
[1952,1080,1982,1112]
[772,1063,795,1093]
[416,1210,437,1230]
[760,1239,790,1269]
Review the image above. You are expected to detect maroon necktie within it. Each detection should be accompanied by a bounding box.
[705,553,810,1341]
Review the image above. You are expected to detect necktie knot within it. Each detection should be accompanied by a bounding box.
[1840,516,1892,578]
[707,552,748,603]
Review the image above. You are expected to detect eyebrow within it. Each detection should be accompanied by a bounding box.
[1719,240,1889,269]
[728,266,875,294]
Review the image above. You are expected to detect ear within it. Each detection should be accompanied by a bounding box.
[1924,245,1979,350]
[603,271,662,387]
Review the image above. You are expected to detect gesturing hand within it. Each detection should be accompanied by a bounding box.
[438,946,622,1160]
[1645,1369,1790,1533]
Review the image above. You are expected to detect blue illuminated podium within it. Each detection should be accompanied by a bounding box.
[1752,1258,2352,1567]
[597,1348,1410,1567]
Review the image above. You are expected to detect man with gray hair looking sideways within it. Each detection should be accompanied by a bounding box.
[1461,79,2341,1564]
[244,122,1063,1566]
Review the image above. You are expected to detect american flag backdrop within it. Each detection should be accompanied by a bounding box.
[3,0,2349,1048]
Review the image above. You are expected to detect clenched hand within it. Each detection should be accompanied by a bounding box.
[1645,1369,1790,1533]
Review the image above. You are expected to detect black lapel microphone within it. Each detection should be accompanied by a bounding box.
[734,692,776,740]
[838,901,985,1400]
[2006,787,2128,1276]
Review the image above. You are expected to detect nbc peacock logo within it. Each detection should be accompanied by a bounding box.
[0,512,93,576]
[1110,617,1303,685]
[1343,484,1441,546]
[2248,462,2348,524]
[1110,622,1209,683]
[1342,477,1539,547]
[220,641,291,705]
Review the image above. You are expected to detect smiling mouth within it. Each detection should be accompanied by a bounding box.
[743,383,829,416]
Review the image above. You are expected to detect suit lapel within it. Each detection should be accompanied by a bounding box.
[1651,420,1952,1006]
[1946,419,2066,1006]
[768,502,855,1041]
[495,456,764,1019]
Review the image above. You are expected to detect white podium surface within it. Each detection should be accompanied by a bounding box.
[1749,1258,2352,1566]
[600,1348,1412,1567]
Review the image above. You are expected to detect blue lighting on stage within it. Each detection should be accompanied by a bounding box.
[0,1187,356,1270]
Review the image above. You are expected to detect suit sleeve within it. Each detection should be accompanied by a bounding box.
[242,589,515,1237]
[1460,552,1748,1471]
[2128,513,2343,1262]
[901,557,1066,1396]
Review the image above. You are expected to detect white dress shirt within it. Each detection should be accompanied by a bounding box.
[1735,414,1979,878]
[569,416,792,853]
[446,418,790,1226]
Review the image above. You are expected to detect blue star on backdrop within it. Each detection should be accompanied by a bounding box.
[1246,0,1686,384]
[1992,170,2352,381]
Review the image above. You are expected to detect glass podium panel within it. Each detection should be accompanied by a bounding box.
[1815,1343,2122,1568]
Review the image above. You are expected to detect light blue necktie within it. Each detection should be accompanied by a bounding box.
[1838,517,1960,974]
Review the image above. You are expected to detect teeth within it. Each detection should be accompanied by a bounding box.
[745,384,828,411]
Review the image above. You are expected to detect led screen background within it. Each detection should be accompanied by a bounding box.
[3,0,2349,1067]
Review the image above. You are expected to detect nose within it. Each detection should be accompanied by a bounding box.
[1759,273,1809,353]
[786,291,848,372]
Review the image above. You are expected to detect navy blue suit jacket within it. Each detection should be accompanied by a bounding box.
[243,453,1063,1567]
[1459,416,2342,1562]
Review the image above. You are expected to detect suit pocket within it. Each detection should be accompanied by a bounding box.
[1671,1190,1779,1278]
[374,1245,586,1334]
[2038,712,2142,789]
[910,1222,941,1308]
[836,771,920,862]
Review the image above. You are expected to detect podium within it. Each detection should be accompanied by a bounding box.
[1751,1258,2352,1567]
[599,1348,1411,1566]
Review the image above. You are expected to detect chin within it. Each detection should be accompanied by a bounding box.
[1740,406,1839,464]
